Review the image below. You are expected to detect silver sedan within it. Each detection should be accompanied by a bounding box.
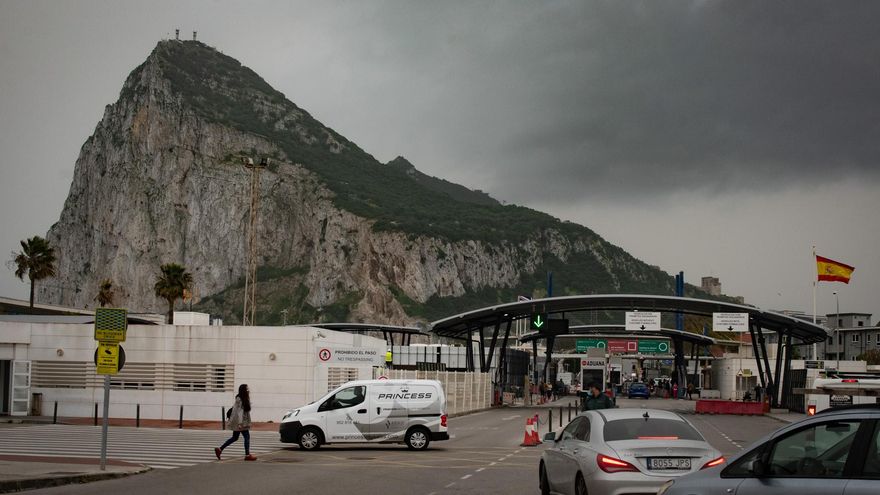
[539,409,723,495]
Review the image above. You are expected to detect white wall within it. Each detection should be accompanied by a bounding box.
[2,322,386,421]
[712,357,868,401]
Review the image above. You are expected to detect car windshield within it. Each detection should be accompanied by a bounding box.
[604,418,703,442]
[631,384,646,389]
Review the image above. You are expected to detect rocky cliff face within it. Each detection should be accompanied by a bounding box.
[41,41,687,325]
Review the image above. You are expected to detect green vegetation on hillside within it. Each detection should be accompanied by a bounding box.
[151,41,601,245]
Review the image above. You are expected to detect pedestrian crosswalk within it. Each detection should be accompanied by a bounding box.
[0,424,286,469]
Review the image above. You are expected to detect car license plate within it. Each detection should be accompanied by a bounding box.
[648,458,691,470]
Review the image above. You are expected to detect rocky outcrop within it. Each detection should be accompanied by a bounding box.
[40,40,680,325]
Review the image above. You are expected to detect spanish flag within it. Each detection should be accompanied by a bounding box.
[816,255,855,284]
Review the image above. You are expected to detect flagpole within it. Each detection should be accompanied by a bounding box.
[812,246,817,361]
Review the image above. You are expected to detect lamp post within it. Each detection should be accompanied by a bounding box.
[833,291,840,370]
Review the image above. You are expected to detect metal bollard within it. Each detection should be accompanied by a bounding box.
[568,402,572,422]
[179,405,184,429]
[53,401,58,424]
[221,406,226,430]
[549,409,553,433]
[136,404,140,428]
[559,406,563,427]
[94,402,98,426]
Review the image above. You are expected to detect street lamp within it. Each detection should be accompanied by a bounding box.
[833,291,840,370]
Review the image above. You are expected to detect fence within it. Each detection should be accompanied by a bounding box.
[382,370,492,416]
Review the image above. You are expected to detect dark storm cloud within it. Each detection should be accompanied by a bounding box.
[334,1,880,203]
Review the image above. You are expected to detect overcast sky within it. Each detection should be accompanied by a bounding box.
[1,0,878,321]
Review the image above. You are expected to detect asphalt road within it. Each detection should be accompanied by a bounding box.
[23,399,787,495]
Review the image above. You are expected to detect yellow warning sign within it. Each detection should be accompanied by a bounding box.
[94,308,127,342]
[96,342,120,375]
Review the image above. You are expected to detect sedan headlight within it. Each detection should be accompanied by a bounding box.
[657,480,674,495]
[281,409,299,420]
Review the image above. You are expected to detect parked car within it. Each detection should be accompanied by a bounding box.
[658,405,880,495]
[628,382,650,399]
[539,408,722,495]
[279,379,448,450]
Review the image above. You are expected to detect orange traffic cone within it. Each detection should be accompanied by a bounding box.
[531,415,542,444]
[521,418,539,447]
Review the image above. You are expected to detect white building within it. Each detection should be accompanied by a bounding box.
[1,321,386,422]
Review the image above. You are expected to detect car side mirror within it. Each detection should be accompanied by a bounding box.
[544,432,557,442]
[747,459,767,477]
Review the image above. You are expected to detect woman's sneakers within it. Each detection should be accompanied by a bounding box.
[244,454,257,461]
[214,447,222,460]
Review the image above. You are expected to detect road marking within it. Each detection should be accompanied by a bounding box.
[489,462,497,466]
[498,457,506,461]
[445,483,455,488]
[461,474,472,480]
[476,467,485,472]
[502,415,521,421]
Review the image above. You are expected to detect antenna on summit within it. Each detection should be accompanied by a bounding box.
[175,29,180,40]
[193,31,197,41]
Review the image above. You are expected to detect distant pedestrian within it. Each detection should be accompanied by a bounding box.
[687,383,695,400]
[215,384,256,461]
[672,383,679,399]
[584,383,614,411]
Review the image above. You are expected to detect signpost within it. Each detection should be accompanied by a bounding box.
[712,312,749,332]
[637,339,670,354]
[93,308,127,471]
[576,339,606,352]
[626,312,661,331]
[607,339,638,353]
[530,313,548,331]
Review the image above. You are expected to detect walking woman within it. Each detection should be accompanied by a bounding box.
[215,384,256,461]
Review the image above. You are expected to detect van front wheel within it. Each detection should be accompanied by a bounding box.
[405,427,430,450]
[298,427,323,451]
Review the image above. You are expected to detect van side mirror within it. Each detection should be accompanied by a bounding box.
[544,432,557,442]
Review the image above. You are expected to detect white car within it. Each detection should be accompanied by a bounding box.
[539,408,723,495]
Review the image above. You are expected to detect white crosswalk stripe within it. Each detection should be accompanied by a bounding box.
[0,424,287,469]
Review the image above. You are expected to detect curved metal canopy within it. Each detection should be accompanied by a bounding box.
[430,294,827,344]
[310,322,426,346]
[517,324,716,346]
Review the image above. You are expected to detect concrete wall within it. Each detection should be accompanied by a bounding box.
[2,322,386,421]
[711,356,868,401]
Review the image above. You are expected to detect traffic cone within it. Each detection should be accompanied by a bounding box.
[531,415,542,444]
[521,418,539,447]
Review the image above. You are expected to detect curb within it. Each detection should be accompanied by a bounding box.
[0,466,152,494]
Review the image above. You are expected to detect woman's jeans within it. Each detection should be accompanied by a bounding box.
[220,430,250,454]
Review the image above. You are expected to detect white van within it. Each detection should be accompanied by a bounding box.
[279,379,449,450]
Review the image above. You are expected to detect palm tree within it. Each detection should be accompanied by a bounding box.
[12,236,57,308]
[154,263,193,324]
[94,278,115,307]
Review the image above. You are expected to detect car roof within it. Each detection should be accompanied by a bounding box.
[591,408,684,422]
[815,404,880,415]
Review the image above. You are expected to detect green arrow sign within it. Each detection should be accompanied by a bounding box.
[530,313,548,331]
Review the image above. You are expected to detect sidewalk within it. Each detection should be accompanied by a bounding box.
[765,410,807,424]
[0,455,149,494]
[0,416,276,493]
